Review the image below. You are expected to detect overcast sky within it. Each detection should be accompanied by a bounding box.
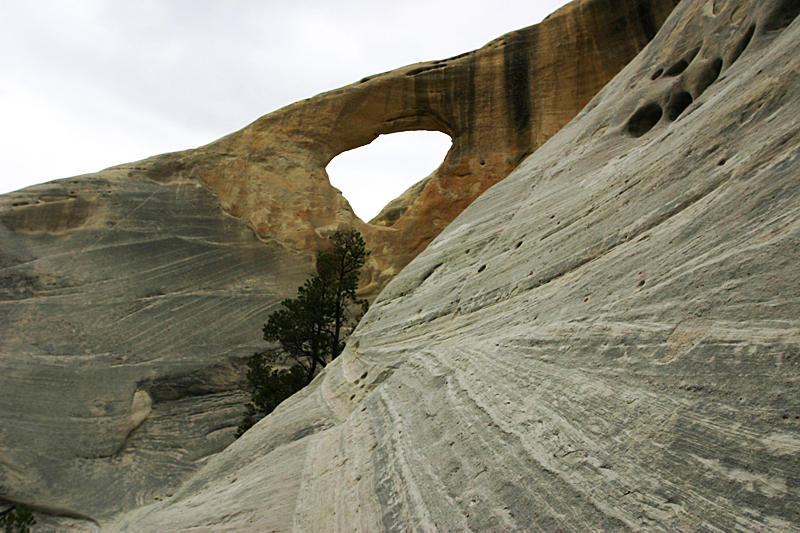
[2,0,570,220]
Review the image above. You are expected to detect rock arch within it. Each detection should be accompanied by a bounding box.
[133,0,678,299]
[0,0,686,524]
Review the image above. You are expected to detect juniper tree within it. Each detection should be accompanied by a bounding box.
[237,230,369,436]
[0,504,36,533]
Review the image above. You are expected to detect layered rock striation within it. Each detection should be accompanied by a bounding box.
[0,0,680,525]
[109,0,800,530]
[0,172,312,522]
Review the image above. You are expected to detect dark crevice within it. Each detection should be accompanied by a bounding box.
[729,24,755,65]
[763,0,800,31]
[667,91,694,120]
[665,59,689,76]
[421,263,444,283]
[693,58,723,96]
[686,45,702,63]
[140,357,248,402]
[406,64,446,77]
[627,104,663,137]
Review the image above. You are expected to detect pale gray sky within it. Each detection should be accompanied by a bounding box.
[2,0,570,220]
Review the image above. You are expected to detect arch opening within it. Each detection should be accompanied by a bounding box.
[325,131,453,222]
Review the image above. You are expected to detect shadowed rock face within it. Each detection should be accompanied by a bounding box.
[0,0,680,525]
[107,0,800,530]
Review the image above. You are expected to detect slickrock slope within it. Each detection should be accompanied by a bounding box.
[111,0,800,530]
[0,172,312,522]
[0,0,679,525]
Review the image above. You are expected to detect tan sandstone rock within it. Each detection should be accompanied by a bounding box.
[0,0,679,527]
[128,0,678,300]
[108,0,800,530]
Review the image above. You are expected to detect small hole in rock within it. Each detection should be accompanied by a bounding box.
[694,58,723,95]
[667,91,693,120]
[361,371,368,379]
[478,265,486,273]
[718,158,727,166]
[627,104,663,137]
[638,280,645,287]
[730,24,755,65]
[651,68,664,80]
[516,241,523,248]
[665,59,689,76]
[350,394,356,400]
[763,0,800,31]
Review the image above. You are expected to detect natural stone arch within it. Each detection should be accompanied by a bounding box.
[0,0,687,525]
[135,0,677,299]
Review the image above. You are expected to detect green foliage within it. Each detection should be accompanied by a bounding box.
[262,229,369,381]
[235,358,307,437]
[237,230,369,437]
[0,504,36,533]
[315,228,370,361]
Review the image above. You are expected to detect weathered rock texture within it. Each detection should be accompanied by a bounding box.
[131,0,677,299]
[108,0,800,530]
[0,0,679,526]
[0,172,312,523]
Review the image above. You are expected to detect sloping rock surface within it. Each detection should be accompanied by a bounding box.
[0,172,311,522]
[0,0,678,526]
[110,0,800,530]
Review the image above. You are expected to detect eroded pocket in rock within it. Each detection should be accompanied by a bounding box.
[729,24,756,65]
[667,91,694,121]
[762,0,800,31]
[627,103,663,137]
[692,57,724,96]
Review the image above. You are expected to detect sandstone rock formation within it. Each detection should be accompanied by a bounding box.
[107,0,800,530]
[0,0,679,526]
[126,0,678,300]
[0,172,312,523]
